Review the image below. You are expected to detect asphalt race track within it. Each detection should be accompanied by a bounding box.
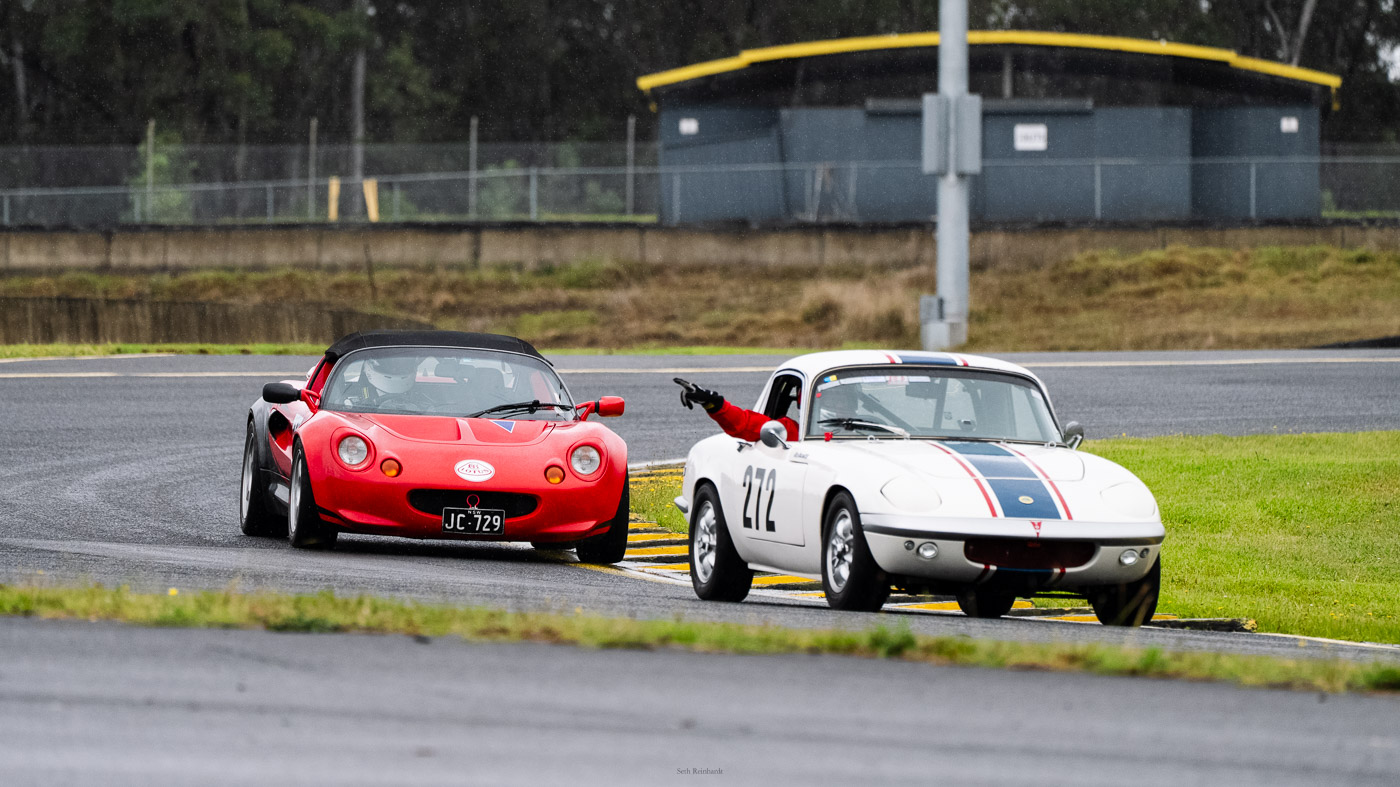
[4,617,1399,787]
[1,349,1399,782]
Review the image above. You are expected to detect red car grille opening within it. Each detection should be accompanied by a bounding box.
[963,538,1095,570]
[408,490,539,519]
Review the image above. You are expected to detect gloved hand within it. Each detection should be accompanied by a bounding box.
[674,378,725,413]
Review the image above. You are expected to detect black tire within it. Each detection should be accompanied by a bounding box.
[955,589,1017,619]
[576,473,629,564]
[239,421,282,537]
[821,492,890,612]
[689,483,752,602]
[287,445,338,550]
[1089,556,1161,627]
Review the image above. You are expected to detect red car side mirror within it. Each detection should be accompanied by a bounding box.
[300,388,321,414]
[575,396,625,421]
[596,396,625,418]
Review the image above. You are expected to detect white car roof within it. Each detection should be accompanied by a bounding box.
[772,350,1045,387]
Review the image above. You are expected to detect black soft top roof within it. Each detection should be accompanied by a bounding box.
[325,330,547,364]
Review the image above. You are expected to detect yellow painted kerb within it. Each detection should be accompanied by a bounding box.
[636,30,1342,93]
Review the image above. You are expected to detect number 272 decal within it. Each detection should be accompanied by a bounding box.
[740,465,777,532]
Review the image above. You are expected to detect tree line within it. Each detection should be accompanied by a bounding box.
[1,0,1396,147]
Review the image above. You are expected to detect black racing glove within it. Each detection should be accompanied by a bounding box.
[674,377,725,413]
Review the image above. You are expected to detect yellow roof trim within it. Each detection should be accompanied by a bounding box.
[635,30,1342,93]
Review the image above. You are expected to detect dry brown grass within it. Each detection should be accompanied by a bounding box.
[3,244,1398,350]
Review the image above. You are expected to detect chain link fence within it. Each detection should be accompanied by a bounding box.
[1,143,1398,227]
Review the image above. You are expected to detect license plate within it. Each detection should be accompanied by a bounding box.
[442,507,506,535]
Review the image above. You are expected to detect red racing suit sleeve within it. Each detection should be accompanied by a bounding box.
[707,401,800,442]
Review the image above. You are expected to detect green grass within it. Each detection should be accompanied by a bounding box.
[630,433,1400,644]
[1085,432,1400,644]
[631,469,688,533]
[3,582,1397,694]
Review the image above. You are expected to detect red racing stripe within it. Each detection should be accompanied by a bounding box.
[928,441,999,517]
[1004,445,1074,520]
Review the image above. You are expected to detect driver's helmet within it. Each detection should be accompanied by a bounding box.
[365,356,418,395]
[816,381,857,419]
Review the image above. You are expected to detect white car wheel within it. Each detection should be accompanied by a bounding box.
[688,484,752,602]
[820,492,889,612]
[825,509,855,593]
[693,500,718,583]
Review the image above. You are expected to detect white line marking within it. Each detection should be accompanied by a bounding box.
[3,356,1398,381]
[558,366,774,374]
[0,353,178,364]
[628,459,686,471]
[0,371,306,379]
[1022,357,1400,368]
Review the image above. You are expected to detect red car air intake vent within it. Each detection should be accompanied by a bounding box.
[408,490,538,519]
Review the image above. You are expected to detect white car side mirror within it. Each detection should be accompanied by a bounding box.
[759,421,789,450]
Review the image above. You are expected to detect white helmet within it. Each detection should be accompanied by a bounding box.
[365,356,417,394]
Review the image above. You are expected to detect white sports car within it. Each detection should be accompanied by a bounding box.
[673,351,1165,626]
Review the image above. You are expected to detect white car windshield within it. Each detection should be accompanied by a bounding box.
[806,366,1061,443]
[323,347,574,419]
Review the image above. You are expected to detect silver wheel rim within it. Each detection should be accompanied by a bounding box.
[288,457,303,541]
[826,509,854,593]
[240,436,254,524]
[692,501,717,584]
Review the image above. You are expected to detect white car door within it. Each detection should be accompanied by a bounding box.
[719,371,807,547]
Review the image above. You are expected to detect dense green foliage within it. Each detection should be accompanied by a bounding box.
[0,0,1396,145]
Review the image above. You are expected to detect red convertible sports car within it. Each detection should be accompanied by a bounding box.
[239,330,630,563]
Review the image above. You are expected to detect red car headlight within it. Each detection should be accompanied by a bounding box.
[569,445,602,476]
[337,435,371,467]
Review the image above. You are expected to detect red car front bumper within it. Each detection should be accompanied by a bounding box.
[302,426,626,543]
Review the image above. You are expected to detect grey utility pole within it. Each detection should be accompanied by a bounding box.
[921,0,981,350]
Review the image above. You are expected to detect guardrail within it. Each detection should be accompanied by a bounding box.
[2,157,1397,227]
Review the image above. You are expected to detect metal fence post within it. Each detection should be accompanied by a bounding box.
[529,168,539,220]
[671,171,681,224]
[3,193,8,226]
[266,184,274,223]
[847,163,858,220]
[307,117,318,221]
[1249,161,1258,219]
[468,116,479,219]
[625,114,636,216]
[1094,161,1102,220]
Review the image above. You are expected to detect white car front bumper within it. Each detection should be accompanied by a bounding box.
[861,513,1164,588]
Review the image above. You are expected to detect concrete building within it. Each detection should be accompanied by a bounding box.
[636,31,1341,225]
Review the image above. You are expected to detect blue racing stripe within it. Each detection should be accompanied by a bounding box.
[894,352,959,366]
[947,442,1062,520]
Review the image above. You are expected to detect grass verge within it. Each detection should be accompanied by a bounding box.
[3,583,1397,694]
[0,342,831,359]
[629,432,1400,644]
[4,244,1399,350]
[0,342,326,358]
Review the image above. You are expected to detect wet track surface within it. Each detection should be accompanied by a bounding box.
[0,350,1399,659]
[1,350,1399,783]
[4,617,1400,787]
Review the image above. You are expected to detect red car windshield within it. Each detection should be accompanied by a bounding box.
[322,348,574,419]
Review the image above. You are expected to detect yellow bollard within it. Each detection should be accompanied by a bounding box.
[363,178,380,222]
[327,177,341,221]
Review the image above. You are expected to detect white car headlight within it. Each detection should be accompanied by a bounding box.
[570,445,602,476]
[880,476,941,513]
[1100,481,1158,520]
[338,435,370,467]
